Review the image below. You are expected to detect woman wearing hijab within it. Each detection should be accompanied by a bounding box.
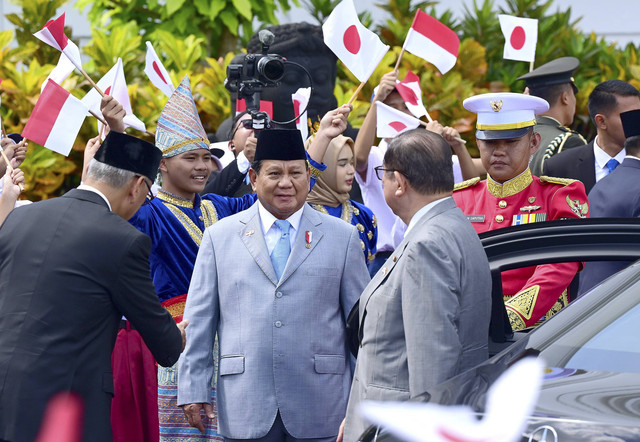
[306,135,377,263]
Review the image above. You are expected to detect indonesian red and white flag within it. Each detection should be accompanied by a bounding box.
[41,52,76,93]
[292,87,311,141]
[33,13,83,72]
[236,99,273,119]
[22,79,88,156]
[499,15,538,62]
[144,41,175,98]
[395,71,428,118]
[403,10,459,75]
[376,101,421,139]
[322,0,389,83]
[81,58,146,135]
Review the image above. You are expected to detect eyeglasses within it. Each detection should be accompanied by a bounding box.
[374,166,401,180]
[138,176,155,205]
[231,119,253,138]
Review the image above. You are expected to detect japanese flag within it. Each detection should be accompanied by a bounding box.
[322,0,389,83]
[144,41,175,98]
[499,15,538,62]
[33,13,83,72]
[292,87,311,141]
[403,10,460,75]
[41,52,76,93]
[376,101,421,139]
[22,80,88,156]
[81,58,146,135]
[395,71,428,118]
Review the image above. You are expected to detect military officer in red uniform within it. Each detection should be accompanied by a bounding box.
[453,92,589,330]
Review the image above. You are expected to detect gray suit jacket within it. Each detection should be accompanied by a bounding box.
[343,198,492,441]
[177,203,370,439]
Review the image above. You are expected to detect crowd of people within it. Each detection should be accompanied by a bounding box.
[1,43,639,442]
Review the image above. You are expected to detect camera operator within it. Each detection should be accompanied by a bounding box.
[202,111,257,197]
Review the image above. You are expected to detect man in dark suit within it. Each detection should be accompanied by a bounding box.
[0,131,187,442]
[544,80,640,194]
[579,109,640,294]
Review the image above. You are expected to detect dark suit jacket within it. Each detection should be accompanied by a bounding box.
[0,189,182,442]
[543,141,596,194]
[202,158,253,197]
[579,158,640,294]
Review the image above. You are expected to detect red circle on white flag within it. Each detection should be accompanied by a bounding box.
[510,26,526,50]
[343,25,361,55]
[153,61,168,84]
[389,121,407,132]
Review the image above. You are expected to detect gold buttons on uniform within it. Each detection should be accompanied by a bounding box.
[498,200,507,209]
[496,214,504,223]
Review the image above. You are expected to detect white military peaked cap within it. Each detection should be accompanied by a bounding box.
[463,92,549,140]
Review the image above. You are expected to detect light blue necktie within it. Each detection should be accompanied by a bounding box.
[606,158,620,174]
[270,219,291,280]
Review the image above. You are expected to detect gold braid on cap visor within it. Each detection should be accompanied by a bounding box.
[476,120,537,130]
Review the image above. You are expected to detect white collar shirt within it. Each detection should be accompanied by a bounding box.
[258,201,304,255]
[594,136,626,182]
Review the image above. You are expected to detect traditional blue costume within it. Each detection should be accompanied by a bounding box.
[306,134,377,263]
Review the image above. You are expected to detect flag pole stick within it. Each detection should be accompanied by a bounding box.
[346,82,366,105]
[417,119,466,144]
[145,130,155,137]
[393,47,406,71]
[529,60,534,72]
[424,111,434,123]
[88,110,107,126]
[80,68,105,97]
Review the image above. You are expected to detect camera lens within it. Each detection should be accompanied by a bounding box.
[258,56,285,83]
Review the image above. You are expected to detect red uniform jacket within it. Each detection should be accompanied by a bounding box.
[453,169,589,330]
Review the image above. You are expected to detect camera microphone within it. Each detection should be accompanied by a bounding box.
[258,30,275,52]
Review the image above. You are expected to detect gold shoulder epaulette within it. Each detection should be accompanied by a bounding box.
[453,177,481,191]
[539,176,578,186]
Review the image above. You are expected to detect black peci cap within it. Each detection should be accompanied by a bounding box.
[255,129,306,162]
[517,57,580,93]
[94,131,162,182]
[621,109,640,139]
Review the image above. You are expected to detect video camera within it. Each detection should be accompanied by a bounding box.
[225,30,286,130]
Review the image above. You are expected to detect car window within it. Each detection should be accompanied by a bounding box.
[532,272,640,374]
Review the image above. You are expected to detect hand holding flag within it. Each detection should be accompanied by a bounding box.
[144,42,175,98]
[81,58,146,136]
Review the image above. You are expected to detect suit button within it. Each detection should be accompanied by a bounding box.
[498,200,507,208]
[275,321,282,328]
[275,292,283,298]
[496,214,504,223]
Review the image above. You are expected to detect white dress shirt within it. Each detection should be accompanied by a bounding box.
[593,136,626,182]
[258,202,304,254]
[78,184,112,211]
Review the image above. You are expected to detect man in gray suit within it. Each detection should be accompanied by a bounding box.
[341,129,492,441]
[177,128,370,441]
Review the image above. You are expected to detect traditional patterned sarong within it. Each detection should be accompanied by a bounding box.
[158,340,221,441]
